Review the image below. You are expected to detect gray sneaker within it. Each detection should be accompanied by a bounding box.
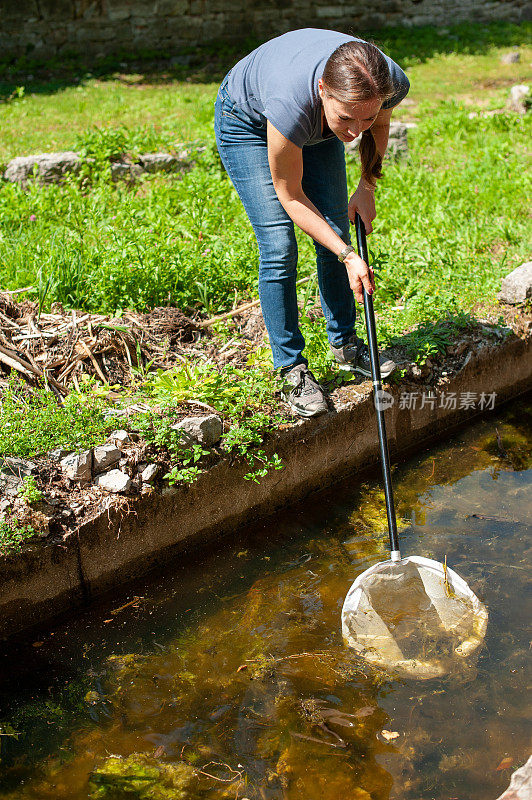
[330,335,396,379]
[280,364,328,418]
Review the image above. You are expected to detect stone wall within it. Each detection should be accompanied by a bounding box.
[1,0,529,63]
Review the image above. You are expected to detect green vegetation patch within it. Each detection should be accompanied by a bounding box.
[0,377,112,458]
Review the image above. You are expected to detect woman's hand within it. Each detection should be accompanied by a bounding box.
[343,250,375,304]
[348,181,376,235]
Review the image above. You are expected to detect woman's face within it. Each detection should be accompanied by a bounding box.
[318,79,382,142]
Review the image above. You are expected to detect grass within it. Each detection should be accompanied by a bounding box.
[0,378,112,458]
[0,20,530,479]
[0,22,530,161]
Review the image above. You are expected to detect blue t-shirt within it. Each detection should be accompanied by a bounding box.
[227,28,410,148]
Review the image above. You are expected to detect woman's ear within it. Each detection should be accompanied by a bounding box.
[318,77,324,99]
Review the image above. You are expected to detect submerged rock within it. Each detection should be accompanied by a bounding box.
[89,753,199,799]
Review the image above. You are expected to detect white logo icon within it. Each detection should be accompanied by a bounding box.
[374,390,394,411]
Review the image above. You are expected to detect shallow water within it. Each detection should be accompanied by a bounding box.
[0,398,530,799]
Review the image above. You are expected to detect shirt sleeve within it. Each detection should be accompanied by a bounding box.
[381,55,410,110]
[263,97,313,148]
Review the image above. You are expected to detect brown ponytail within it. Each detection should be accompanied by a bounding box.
[322,41,395,184]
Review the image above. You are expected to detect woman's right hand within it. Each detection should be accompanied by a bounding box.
[343,251,375,304]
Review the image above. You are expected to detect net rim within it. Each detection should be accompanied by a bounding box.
[341,555,488,677]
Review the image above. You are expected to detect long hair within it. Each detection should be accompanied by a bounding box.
[322,41,395,184]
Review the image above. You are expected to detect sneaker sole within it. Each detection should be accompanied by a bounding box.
[281,396,328,418]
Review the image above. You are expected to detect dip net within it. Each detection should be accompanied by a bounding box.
[342,556,488,680]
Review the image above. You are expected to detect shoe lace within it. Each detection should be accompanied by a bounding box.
[292,370,317,398]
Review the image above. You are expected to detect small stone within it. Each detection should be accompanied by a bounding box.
[172,415,222,446]
[108,430,130,448]
[60,450,93,482]
[500,50,520,64]
[507,84,529,114]
[140,464,159,484]
[498,261,532,304]
[95,469,131,493]
[92,444,121,475]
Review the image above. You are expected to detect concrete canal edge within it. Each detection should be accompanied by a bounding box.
[1,333,531,637]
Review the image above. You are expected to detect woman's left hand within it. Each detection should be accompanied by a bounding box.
[348,182,376,235]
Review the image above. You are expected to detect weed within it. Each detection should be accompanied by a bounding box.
[133,366,287,485]
[18,476,43,505]
[0,518,36,553]
[0,376,112,457]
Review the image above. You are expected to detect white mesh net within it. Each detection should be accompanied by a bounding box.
[342,556,488,679]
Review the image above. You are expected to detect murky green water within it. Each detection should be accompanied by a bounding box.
[0,399,530,799]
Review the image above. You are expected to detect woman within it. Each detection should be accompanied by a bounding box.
[214,28,410,417]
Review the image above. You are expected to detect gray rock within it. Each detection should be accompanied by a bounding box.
[140,463,159,484]
[501,50,520,64]
[507,84,530,113]
[0,457,37,477]
[496,754,532,799]
[387,122,409,160]
[172,414,222,446]
[498,261,532,304]
[138,152,181,173]
[48,447,72,461]
[0,473,22,499]
[108,429,130,448]
[4,152,81,185]
[110,162,142,182]
[93,444,121,475]
[96,469,131,493]
[345,122,409,161]
[60,450,93,482]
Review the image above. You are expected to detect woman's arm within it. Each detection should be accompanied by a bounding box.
[267,121,374,302]
[348,106,393,234]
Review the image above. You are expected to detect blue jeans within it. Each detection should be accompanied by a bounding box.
[214,79,355,370]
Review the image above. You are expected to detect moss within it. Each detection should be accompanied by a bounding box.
[89,753,198,800]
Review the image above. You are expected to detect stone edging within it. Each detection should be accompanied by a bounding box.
[0,330,530,637]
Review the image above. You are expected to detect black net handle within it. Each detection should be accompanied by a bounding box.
[354,213,400,557]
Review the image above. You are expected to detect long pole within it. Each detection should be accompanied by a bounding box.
[355,213,401,560]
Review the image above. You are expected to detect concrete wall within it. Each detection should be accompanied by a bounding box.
[1,0,529,63]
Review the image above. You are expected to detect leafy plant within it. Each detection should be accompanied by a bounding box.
[0,376,112,457]
[0,518,36,553]
[18,476,43,505]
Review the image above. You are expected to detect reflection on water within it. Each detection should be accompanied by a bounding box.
[0,399,530,799]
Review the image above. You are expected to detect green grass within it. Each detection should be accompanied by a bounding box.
[0,378,112,458]
[0,22,529,161]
